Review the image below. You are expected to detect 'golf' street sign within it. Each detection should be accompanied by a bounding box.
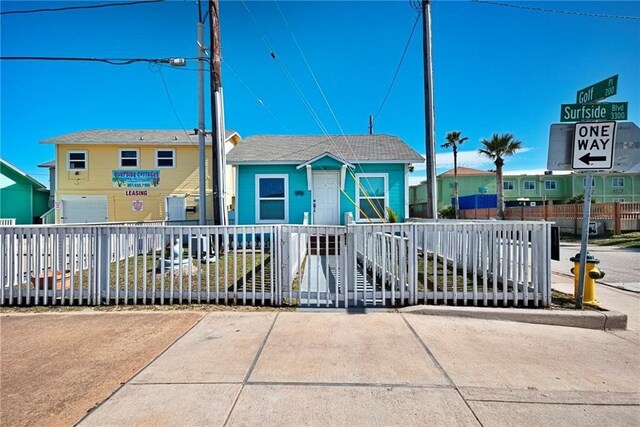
[576,75,618,104]
[560,102,627,122]
[571,121,616,170]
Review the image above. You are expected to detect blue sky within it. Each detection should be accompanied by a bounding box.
[1,0,639,186]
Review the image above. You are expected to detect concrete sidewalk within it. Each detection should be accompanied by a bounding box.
[80,311,640,427]
[552,272,640,345]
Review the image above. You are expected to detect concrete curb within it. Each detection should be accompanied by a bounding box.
[399,305,628,331]
[553,271,640,294]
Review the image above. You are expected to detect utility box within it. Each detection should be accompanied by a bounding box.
[588,221,604,236]
[190,235,209,256]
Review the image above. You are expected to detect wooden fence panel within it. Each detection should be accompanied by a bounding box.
[459,202,639,233]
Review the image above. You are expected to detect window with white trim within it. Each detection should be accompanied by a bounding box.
[583,177,596,188]
[356,174,387,221]
[523,181,536,190]
[156,149,175,168]
[255,175,288,223]
[67,151,87,171]
[544,180,557,190]
[119,149,139,168]
[612,177,624,187]
[503,181,514,190]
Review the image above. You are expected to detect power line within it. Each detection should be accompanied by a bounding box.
[222,59,291,132]
[0,0,163,16]
[271,1,387,221]
[241,1,363,205]
[151,64,197,147]
[471,0,640,20]
[0,56,194,66]
[373,10,421,121]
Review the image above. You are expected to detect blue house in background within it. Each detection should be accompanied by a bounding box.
[227,135,423,225]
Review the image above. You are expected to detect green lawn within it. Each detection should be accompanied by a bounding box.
[589,232,640,249]
[100,252,273,293]
[561,232,640,249]
[416,254,497,292]
[17,251,273,296]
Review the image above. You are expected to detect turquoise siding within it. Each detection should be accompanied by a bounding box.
[236,162,407,225]
[0,163,50,224]
[343,164,406,223]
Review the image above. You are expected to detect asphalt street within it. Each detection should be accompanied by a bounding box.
[551,242,640,292]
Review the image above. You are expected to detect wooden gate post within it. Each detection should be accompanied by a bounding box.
[614,202,621,235]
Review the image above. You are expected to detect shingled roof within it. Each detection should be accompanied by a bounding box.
[437,166,494,177]
[41,129,238,145]
[227,134,423,164]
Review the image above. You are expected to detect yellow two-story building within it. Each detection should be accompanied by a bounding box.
[41,129,240,223]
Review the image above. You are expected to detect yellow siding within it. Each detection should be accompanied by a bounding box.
[56,144,234,222]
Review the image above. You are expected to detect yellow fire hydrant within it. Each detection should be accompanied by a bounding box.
[570,252,605,306]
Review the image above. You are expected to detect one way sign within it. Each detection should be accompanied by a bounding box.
[572,121,616,170]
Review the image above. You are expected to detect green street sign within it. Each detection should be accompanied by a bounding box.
[560,102,627,122]
[576,75,618,104]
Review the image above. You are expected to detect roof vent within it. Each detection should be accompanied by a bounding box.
[139,136,144,141]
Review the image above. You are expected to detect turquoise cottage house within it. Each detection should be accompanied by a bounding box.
[227,135,423,225]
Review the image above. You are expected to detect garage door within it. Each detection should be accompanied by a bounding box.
[61,196,108,224]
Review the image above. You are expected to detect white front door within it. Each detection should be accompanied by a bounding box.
[313,172,339,225]
[165,196,186,221]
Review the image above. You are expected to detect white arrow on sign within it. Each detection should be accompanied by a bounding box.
[571,121,616,170]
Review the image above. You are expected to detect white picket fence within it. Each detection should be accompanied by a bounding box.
[0,220,551,307]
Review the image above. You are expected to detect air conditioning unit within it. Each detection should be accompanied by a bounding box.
[190,235,209,257]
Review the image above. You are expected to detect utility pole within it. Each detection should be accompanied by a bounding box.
[369,115,374,135]
[209,0,225,225]
[421,0,437,219]
[197,2,206,225]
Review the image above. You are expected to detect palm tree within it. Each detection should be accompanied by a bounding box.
[478,133,523,220]
[442,131,468,219]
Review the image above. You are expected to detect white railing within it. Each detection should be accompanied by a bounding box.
[0,219,16,226]
[39,208,56,225]
[1,225,280,306]
[0,220,551,308]
[355,221,551,307]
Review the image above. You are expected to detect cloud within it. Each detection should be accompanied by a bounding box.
[408,175,425,187]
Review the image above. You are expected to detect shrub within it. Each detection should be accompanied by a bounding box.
[439,205,455,219]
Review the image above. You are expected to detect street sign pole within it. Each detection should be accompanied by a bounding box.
[548,74,630,309]
[576,170,594,309]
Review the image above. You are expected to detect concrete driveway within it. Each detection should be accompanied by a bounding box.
[79,311,640,427]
